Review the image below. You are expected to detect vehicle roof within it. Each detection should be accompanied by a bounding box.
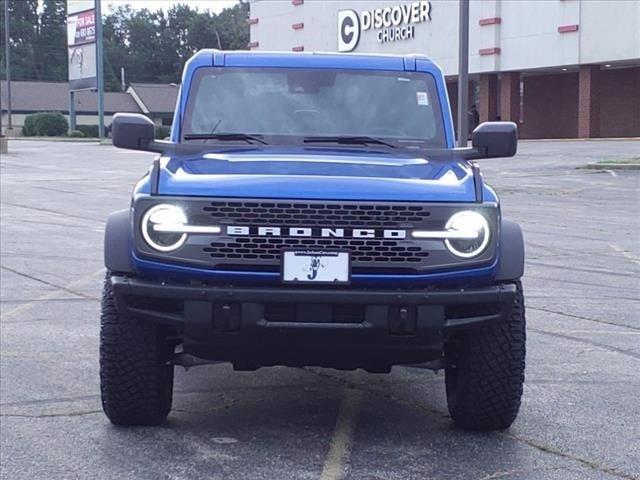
[187,49,439,72]
[171,49,454,148]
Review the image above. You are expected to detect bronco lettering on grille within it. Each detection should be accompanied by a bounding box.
[226,226,406,239]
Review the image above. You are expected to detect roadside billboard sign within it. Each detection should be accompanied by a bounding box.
[67,0,97,91]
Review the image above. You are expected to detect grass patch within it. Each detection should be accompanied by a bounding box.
[596,157,640,165]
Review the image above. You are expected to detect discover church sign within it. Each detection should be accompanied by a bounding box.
[338,1,432,52]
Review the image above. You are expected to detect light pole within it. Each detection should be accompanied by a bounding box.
[4,0,13,133]
[457,0,469,147]
[95,0,105,139]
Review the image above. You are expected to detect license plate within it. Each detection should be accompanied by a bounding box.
[282,250,350,284]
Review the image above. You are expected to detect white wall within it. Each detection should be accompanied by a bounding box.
[499,0,580,71]
[580,0,640,64]
[250,0,640,74]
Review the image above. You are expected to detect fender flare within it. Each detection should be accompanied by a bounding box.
[104,209,134,274]
[496,219,525,281]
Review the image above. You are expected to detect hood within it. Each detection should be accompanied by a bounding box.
[157,147,476,202]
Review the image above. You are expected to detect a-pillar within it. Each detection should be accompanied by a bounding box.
[479,73,498,122]
[500,72,520,122]
[578,65,600,138]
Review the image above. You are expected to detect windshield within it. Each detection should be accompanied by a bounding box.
[182,67,446,148]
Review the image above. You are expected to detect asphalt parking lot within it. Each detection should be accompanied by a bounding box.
[1,139,639,480]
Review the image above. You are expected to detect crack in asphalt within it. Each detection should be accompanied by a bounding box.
[171,400,237,414]
[529,327,640,360]
[1,401,237,420]
[302,368,639,480]
[524,274,639,293]
[503,433,639,480]
[7,218,91,229]
[0,251,96,262]
[526,293,640,302]
[521,228,637,244]
[0,201,104,223]
[27,185,85,196]
[1,297,96,305]
[0,265,98,301]
[478,466,581,480]
[528,306,640,331]
[525,260,638,278]
[0,394,101,408]
[0,410,102,418]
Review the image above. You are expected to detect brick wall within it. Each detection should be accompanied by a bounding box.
[578,65,600,138]
[520,73,579,139]
[479,74,498,123]
[598,67,640,138]
[443,67,638,139]
[445,80,475,133]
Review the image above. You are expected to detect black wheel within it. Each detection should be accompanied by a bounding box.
[100,272,175,426]
[444,281,526,431]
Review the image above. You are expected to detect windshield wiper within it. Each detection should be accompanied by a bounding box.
[183,133,268,145]
[303,135,396,148]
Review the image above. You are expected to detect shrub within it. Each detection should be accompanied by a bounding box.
[77,123,168,139]
[76,125,100,138]
[23,112,68,137]
[156,126,171,139]
[68,130,85,138]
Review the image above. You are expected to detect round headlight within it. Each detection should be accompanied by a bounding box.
[141,204,188,252]
[444,211,490,258]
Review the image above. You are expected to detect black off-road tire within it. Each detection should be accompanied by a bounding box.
[444,281,526,431]
[100,273,175,426]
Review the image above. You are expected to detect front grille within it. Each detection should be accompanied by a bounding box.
[204,201,431,227]
[201,200,433,272]
[204,237,427,263]
[133,197,499,275]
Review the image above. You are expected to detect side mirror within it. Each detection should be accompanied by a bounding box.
[111,113,156,151]
[471,122,518,158]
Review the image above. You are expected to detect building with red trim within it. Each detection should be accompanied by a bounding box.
[249,0,640,139]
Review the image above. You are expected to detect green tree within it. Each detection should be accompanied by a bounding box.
[102,1,249,89]
[214,1,249,51]
[0,0,40,80]
[35,0,67,80]
[103,5,134,90]
[1,0,249,87]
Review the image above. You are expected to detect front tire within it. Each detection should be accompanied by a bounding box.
[100,273,175,426]
[444,281,526,431]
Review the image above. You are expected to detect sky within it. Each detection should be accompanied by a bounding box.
[104,0,238,13]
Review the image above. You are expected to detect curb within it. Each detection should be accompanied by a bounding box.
[585,162,640,171]
[519,137,640,143]
[8,137,101,143]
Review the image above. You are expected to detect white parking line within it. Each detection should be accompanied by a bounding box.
[610,244,640,266]
[319,389,363,480]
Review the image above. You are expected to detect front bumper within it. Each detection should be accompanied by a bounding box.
[111,276,516,372]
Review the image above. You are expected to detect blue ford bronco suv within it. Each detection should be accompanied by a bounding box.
[101,50,525,431]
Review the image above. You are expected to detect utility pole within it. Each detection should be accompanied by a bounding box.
[68,91,76,132]
[120,67,126,92]
[95,0,105,139]
[4,0,13,133]
[457,0,469,147]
